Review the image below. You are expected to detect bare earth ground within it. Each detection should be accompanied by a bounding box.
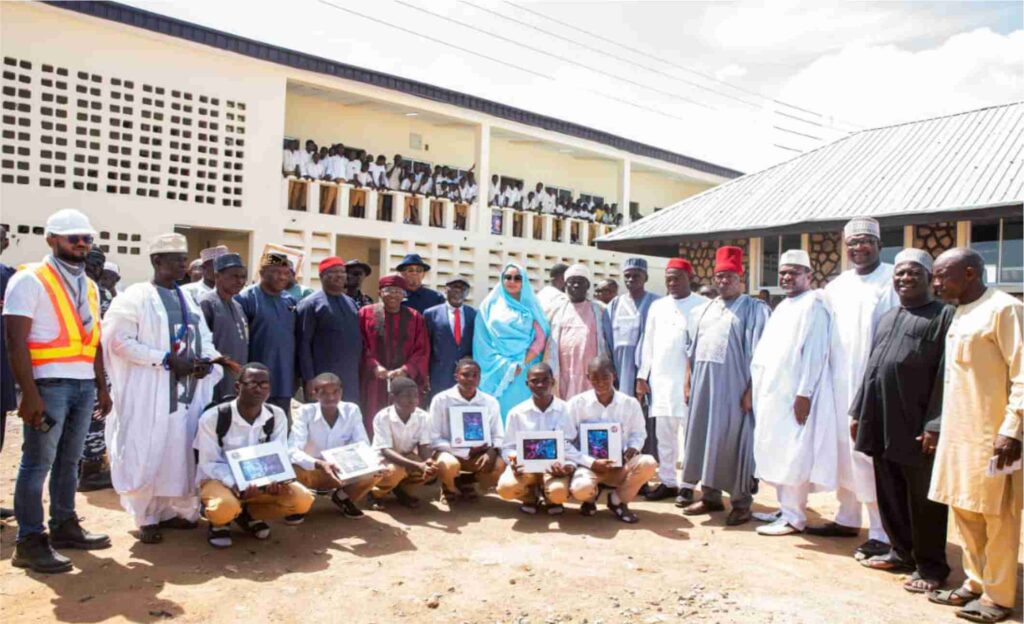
[0,419,1020,624]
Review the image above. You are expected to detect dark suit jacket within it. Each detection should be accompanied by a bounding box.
[424,302,476,399]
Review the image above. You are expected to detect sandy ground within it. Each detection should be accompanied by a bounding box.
[0,418,1020,624]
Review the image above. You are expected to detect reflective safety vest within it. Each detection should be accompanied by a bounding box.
[25,263,101,366]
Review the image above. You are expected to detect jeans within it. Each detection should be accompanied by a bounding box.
[14,378,96,541]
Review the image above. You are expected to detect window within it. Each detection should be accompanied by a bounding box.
[761,234,804,287]
[971,217,1022,286]
[878,226,905,265]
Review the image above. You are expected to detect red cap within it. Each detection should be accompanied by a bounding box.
[666,258,694,275]
[379,273,409,290]
[714,246,744,276]
[318,256,345,274]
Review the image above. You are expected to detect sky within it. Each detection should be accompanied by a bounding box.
[125,0,1022,173]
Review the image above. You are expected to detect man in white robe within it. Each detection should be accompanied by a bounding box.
[636,258,706,503]
[537,263,570,320]
[808,217,898,560]
[103,233,225,544]
[751,250,837,536]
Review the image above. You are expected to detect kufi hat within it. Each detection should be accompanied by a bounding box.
[200,245,229,263]
[621,257,648,273]
[894,248,933,273]
[564,263,591,282]
[843,217,881,241]
[779,249,812,270]
[148,233,188,256]
[215,253,244,273]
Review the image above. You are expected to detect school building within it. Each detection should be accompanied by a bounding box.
[0,1,741,299]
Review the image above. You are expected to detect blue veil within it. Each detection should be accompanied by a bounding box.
[472,262,550,419]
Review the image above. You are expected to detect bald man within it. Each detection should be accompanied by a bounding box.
[926,248,1021,622]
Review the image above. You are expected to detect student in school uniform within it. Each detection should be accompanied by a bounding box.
[344,149,361,183]
[195,363,315,549]
[488,175,501,207]
[371,378,439,509]
[430,359,506,505]
[497,363,574,515]
[287,373,381,522]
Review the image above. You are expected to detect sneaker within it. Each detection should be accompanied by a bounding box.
[282,514,305,526]
[12,533,73,574]
[50,516,111,550]
[207,526,232,549]
[234,511,270,540]
[331,492,365,519]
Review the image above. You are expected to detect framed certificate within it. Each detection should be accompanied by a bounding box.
[227,440,296,489]
[322,442,383,482]
[516,430,565,473]
[449,405,491,448]
[580,423,623,468]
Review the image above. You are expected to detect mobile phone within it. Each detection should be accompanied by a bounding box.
[38,414,57,433]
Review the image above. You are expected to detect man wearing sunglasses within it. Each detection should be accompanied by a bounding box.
[396,253,444,315]
[5,209,113,573]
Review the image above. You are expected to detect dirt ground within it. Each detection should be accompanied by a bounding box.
[0,419,1020,624]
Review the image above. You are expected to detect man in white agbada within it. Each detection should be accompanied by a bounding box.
[808,217,898,560]
[751,250,838,536]
[635,258,706,504]
[180,245,228,306]
[103,233,229,544]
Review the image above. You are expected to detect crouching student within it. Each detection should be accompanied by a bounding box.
[195,363,315,548]
[371,377,438,509]
[430,358,506,505]
[288,373,381,521]
[497,363,573,516]
[564,356,657,524]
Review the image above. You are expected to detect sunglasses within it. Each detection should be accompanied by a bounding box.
[66,234,94,245]
[503,274,523,282]
[401,266,426,274]
[239,380,271,390]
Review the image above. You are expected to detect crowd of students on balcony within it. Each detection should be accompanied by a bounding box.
[282,139,621,234]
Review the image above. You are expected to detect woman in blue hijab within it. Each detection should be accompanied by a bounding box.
[473,262,549,420]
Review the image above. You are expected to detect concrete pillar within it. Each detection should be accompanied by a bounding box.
[444,200,455,230]
[416,196,428,226]
[543,215,554,241]
[502,208,515,238]
[280,176,291,211]
[391,192,405,224]
[338,184,351,217]
[524,212,535,240]
[366,190,379,220]
[580,220,590,246]
[619,159,632,225]
[474,123,492,236]
[306,182,320,215]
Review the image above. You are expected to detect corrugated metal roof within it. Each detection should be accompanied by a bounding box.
[49,1,743,180]
[599,103,1024,248]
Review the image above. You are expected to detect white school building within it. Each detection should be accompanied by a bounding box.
[0,1,740,299]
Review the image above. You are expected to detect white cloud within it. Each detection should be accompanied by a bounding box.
[778,27,1024,128]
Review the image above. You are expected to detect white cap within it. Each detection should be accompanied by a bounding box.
[103,261,120,275]
[843,217,881,241]
[894,248,933,273]
[148,233,188,255]
[45,209,97,236]
[564,263,591,282]
[779,249,812,270]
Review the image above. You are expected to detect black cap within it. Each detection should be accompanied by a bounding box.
[345,259,372,275]
[215,253,245,272]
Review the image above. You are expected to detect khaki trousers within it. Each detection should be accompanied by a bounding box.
[436,452,505,493]
[293,465,381,502]
[495,465,569,505]
[374,455,429,495]
[200,480,314,527]
[952,501,1022,608]
[570,454,658,504]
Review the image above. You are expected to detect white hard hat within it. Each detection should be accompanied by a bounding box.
[45,209,97,237]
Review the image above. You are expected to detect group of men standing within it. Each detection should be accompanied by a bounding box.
[3,208,1020,622]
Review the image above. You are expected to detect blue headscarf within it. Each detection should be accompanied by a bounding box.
[473,262,550,419]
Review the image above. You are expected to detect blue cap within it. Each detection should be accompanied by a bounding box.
[396,253,431,272]
[215,253,245,272]
[622,257,648,273]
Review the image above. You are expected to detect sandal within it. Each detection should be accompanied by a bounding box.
[440,489,460,506]
[928,587,981,607]
[860,551,914,572]
[903,571,943,594]
[607,493,638,524]
[956,599,1013,623]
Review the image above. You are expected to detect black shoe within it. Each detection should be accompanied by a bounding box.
[579,501,597,517]
[158,517,198,530]
[138,524,163,544]
[393,488,420,509]
[282,514,305,526]
[50,516,111,550]
[76,465,113,492]
[0,507,13,520]
[674,488,695,508]
[637,483,651,497]
[332,492,365,518]
[644,484,679,501]
[854,539,891,561]
[804,521,860,538]
[12,533,73,573]
[234,510,270,540]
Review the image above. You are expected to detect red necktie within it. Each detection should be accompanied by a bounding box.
[453,307,462,346]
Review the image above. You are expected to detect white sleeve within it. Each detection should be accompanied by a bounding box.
[637,307,656,381]
[195,410,235,488]
[624,398,646,452]
[287,406,317,471]
[561,400,589,468]
[501,412,519,462]
[429,395,452,453]
[102,291,167,367]
[2,271,42,318]
[349,406,370,445]
[371,409,394,450]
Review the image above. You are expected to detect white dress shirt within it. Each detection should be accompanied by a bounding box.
[563,390,646,468]
[301,160,324,179]
[501,396,569,462]
[288,402,369,470]
[194,401,288,488]
[372,405,432,455]
[355,171,373,186]
[282,150,297,174]
[346,159,361,180]
[369,163,387,187]
[429,386,504,458]
[489,184,500,205]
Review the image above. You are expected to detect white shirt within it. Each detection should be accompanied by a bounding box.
[282,149,297,174]
[637,293,708,419]
[355,171,372,186]
[302,160,324,179]
[399,178,412,192]
[489,184,500,204]
[463,183,478,203]
[369,163,387,187]
[563,390,646,468]
[501,396,568,462]
[288,402,368,471]
[296,149,312,168]
[346,159,361,180]
[194,401,288,488]
[181,280,214,307]
[419,177,434,194]
[372,405,432,455]
[388,166,403,189]
[429,386,504,458]
[3,266,98,380]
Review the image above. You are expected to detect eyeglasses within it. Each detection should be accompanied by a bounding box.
[239,380,271,390]
[381,287,406,296]
[503,274,523,282]
[66,234,94,245]
[401,266,426,274]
